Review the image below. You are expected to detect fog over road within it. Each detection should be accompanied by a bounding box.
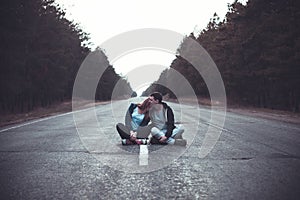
[0,98,299,199]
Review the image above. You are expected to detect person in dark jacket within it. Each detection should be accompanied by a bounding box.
[116,98,152,145]
[148,92,186,146]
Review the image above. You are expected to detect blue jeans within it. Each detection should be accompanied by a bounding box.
[151,124,184,144]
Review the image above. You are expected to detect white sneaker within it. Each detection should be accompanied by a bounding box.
[174,139,187,146]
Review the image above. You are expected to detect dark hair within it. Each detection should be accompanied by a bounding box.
[150,92,163,103]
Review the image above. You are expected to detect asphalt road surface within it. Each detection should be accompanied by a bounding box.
[0,98,299,199]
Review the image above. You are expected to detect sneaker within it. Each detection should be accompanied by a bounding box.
[150,137,168,145]
[174,139,187,146]
[150,137,160,144]
[174,134,183,139]
[135,139,148,145]
[121,139,134,145]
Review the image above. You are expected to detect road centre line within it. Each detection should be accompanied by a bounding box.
[139,145,149,166]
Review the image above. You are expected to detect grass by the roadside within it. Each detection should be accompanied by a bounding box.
[0,101,73,127]
[166,97,300,124]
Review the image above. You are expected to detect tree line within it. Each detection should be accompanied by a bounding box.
[144,0,300,112]
[0,0,132,114]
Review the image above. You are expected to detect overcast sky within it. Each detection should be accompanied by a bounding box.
[55,0,247,95]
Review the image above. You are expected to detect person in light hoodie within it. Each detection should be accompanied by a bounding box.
[148,92,186,146]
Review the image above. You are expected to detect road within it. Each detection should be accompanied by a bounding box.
[0,98,299,199]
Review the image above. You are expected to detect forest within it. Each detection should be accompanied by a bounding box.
[144,0,300,112]
[0,0,132,114]
[1,0,299,115]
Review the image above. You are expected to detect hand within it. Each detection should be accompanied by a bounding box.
[159,136,167,143]
[130,131,137,140]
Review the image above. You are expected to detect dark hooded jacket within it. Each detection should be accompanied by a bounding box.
[161,102,176,138]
